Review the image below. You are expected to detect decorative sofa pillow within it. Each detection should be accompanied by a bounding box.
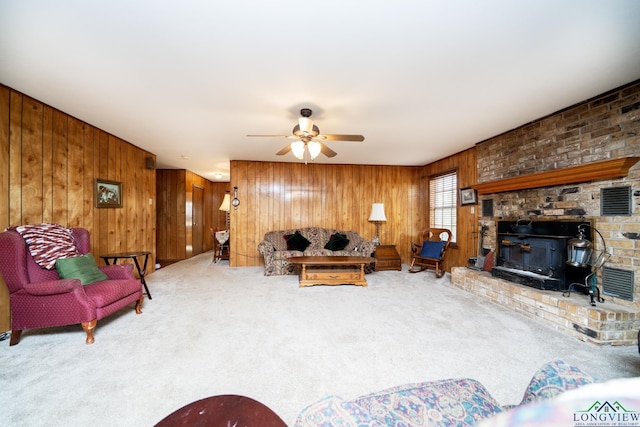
[324,233,350,251]
[55,254,109,285]
[284,231,311,252]
[419,240,445,259]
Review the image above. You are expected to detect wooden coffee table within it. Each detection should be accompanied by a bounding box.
[287,255,376,288]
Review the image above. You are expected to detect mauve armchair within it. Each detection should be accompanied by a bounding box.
[0,227,143,345]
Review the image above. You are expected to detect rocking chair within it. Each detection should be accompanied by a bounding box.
[409,228,452,278]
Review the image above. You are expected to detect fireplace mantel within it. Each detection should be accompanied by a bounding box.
[474,157,639,195]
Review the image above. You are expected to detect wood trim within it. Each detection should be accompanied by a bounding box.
[473,157,640,195]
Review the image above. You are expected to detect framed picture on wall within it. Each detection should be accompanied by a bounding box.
[95,179,123,208]
[459,187,477,206]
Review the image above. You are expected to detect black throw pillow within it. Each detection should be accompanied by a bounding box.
[324,233,350,251]
[284,231,311,252]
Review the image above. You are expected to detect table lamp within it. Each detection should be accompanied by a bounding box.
[368,203,387,246]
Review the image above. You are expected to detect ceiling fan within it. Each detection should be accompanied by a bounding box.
[247,108,365,160]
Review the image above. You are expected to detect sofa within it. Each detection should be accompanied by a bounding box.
[294,360,596,426]
[257,227,375,276]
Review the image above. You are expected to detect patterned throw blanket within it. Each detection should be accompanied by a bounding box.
[13,223,80,270]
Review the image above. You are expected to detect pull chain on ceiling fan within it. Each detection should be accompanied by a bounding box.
[247,108,365,161]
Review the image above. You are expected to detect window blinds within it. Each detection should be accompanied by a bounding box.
[429,171,457,242]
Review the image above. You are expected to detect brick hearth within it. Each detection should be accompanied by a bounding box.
[451,267,640,346]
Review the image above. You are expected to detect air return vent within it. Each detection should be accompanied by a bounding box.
[482,199,494,217]
[602,266,634,301]
[601,186,631,216]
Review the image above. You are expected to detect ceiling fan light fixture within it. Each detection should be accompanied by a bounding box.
[248,107,363,160]
[291,140,305,159]
[299,117,314,134]
[307,141,321,160]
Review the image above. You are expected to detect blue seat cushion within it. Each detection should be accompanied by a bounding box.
[419,241,445,259]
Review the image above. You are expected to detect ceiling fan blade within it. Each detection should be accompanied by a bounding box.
[316,134,365,142]
[247,134,299,141]
[247,134,292,138]
[275,144,292,156]
[319,143,337,158]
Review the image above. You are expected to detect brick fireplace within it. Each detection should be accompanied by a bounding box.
[454,80,640,346]
[450,267,640,345]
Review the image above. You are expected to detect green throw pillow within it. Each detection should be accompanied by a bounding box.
[55,254,109,285]
[284,231,311,252]
[324,233,350,251]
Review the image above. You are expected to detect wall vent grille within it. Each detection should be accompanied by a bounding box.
[482,199,494,217]
[601,186,631,216]
[602,266,634,301]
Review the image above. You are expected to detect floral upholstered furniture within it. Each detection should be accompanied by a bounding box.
[294,360,595,427]
[0,224,143,345]
[476,376,640,427]
[258,227,375,276]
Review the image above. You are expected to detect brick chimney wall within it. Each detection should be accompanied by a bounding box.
[476,80,640,307]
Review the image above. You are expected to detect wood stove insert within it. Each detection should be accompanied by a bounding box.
[493,220,592,291]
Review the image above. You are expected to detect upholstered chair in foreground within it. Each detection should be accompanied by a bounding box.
[0,226,143,345]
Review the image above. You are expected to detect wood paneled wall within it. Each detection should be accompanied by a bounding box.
[156,169,186,262]
[156,169,229,264]
[0,84,156,271]
[420,147,478,271]
[229,160,424,267]
[1,82,479,275]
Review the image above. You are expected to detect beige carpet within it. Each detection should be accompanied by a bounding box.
[1,252,638,426]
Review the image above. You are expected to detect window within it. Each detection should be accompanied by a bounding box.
[429,171,457,242]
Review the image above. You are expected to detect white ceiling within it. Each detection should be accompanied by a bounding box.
[1,1,639,182]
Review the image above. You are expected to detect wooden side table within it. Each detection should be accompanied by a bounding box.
[100,252,152,299]
[374,244,402,271]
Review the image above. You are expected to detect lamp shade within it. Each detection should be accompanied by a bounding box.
[291,141,305,159]
[299,117,314,134]
[219,193,231,212]
[368,203,387,222]
[307,141,321,160]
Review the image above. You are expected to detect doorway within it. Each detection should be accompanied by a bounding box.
[192,185,204,255]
